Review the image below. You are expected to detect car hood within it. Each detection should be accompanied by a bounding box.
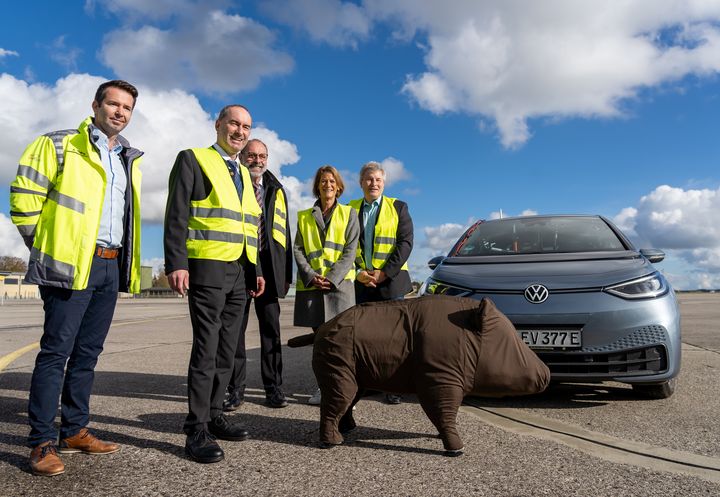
[430,251,657,291]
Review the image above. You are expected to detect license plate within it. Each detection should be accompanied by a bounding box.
[518,329,582,348]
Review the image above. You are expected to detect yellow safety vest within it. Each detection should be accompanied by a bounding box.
[187,148,261,264]
[348,196,409,271]
[10,117,143,292]
[271,188,288,249]
[296,203,354,291]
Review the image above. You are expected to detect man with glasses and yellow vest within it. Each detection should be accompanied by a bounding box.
[224,139,293,411]
[10,80,142,477]
[349,161,414,404]
[164,104,265,464]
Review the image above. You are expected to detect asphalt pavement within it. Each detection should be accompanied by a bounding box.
[0,294,719,496]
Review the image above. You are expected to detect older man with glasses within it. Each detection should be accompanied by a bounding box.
[224,139,293,410]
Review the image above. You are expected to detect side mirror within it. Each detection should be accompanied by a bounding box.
[428,256,444,270]
[640,248,665,263]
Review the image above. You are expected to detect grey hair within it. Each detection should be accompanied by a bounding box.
[359,161,385,182]
[243,138,267,152]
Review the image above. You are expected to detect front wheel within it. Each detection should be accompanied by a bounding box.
[631,377,677,399]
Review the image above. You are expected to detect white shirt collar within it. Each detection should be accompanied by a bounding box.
[213,143,238,164]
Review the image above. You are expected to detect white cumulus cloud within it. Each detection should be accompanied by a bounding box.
[0,48,19,58]
[379,156,411,187]
[260,0,371,48]
[282,0,720,148]
[98,8,293,94]
[615,184,720,288]
[0,214,27,258]
[376,1,720,148]
[422,222,469,254]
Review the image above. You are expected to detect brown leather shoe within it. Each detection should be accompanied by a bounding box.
[59,428,120,455]
[30,441,65,477]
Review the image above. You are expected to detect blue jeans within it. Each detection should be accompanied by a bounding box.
[28,255,119,447]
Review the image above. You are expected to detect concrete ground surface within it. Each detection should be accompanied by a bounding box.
[0,294,718,496]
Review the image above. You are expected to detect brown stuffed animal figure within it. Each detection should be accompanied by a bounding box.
[311,295,550,455]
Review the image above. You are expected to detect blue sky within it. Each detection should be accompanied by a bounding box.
[1,1,720,289]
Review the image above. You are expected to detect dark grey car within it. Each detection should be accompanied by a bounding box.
[419,215,680,398]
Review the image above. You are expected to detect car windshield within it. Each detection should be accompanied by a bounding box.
[454,217,627,256]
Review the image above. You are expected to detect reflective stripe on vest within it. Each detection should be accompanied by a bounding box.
[348,196,409,271]
[296,203,354,291]
[186,148,261,264]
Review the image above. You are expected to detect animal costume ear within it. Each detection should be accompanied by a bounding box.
[447,307,483,334]
[469,298,495,334]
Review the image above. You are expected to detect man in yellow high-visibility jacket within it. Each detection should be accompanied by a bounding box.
[164,104,265,464]
[349,161,414,405]
[10,80,142,477]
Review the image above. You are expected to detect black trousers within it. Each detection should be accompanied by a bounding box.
[228,288,283,395]
[184,262,247,434]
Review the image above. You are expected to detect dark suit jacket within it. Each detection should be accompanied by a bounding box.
[254,170,292,298]
[164,148,261,288]
[355,197,413,301]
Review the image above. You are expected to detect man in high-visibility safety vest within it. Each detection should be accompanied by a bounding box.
[349,161,414,404]
[10,80,143,477]
[225,139,293,411]
[164,104,265,464]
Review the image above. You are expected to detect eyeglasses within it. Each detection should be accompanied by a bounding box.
[244,153,268,161]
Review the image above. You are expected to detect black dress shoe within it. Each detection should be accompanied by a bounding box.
[265,389,289,408]
[208,414,250,441]
[222,390,245,412]
[385,394,402,405]
[185,430,224,464]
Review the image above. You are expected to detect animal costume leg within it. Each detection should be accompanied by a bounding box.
[416,385,465,453]
[313,324,358,446]
[338,390,363,434]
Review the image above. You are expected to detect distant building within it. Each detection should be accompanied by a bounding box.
[0,272,40,300]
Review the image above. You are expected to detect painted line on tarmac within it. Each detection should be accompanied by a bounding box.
[0,342,40,372]
[461,401,720,484]
[0,314,187,372]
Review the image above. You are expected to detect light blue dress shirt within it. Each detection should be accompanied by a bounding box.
[362,198,380,270]
[91,124,127,248]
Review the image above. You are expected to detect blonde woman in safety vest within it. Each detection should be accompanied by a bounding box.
[293,165,359,405]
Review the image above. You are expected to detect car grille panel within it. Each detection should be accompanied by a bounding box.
[530,325,670,379]
[581,325,667,353]
[538,345,668,378]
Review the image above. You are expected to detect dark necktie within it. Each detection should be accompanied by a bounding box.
[226,159,243,200]
[254,182,265,250]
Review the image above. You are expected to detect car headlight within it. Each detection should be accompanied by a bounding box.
[419,278,472,297]
[604,273,668,299]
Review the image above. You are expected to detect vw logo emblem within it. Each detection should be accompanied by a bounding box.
[524,284,549,304]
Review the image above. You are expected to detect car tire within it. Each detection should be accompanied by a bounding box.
[631,378,677,399]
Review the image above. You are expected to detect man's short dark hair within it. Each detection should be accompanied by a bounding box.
[217,104,250,121]
[94,80,139,108]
